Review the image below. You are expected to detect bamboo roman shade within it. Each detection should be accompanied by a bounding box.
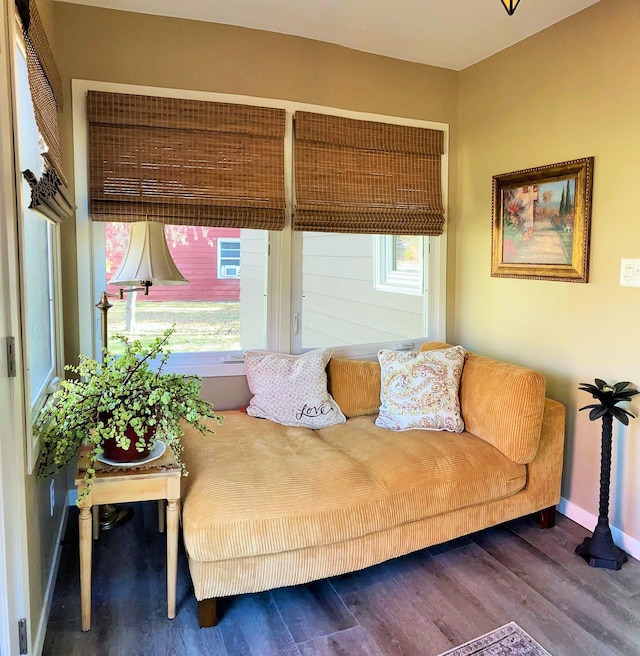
[293,112,445,235]
[15,0,66,184]
[87,92,286,230]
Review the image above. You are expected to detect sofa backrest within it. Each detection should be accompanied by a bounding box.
[457,352,546,464]
[327,343,546,465]
[327,358,381,417]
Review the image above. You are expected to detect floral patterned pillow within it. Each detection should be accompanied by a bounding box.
[376,346,466,433]
[245,349,346,429]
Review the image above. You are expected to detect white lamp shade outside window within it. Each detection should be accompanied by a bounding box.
[109,221,188,287]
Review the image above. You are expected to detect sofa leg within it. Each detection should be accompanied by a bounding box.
[198,598,219,628]
[536,506,556,529]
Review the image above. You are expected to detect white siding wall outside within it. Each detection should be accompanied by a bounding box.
[301,233,424,348]
[239,229,268,350]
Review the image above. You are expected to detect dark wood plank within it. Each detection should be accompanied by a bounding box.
[473,525,640,656]
[330,563,453,656]
[622,593,640,617]
[271,580,357,643]
[44,503,229,656]
[44,508,638,656]
[431,539,619,656]
[384,547,501,647]
[218,592,300,656]
[508,514,640,601]
[426,535,474,556]
[298,626,385,656]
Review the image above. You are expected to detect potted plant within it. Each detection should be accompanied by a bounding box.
[576,378,638,570]
[36,328,222,500]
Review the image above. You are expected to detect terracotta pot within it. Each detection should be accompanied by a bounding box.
[102,424,153,463]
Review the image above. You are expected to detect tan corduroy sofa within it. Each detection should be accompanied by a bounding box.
[179,343,565,627]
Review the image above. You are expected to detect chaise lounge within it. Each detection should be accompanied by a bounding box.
[179,342,565,627]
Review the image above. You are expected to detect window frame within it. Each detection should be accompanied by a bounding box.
[374,234,424,296]
[73,80,448,377]
[217,238,241,279]
[13,29,65,472]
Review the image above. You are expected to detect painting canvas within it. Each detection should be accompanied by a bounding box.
[491,158,593,282]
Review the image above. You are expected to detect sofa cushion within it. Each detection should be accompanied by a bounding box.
[376,346,466,432]
[326,343,455,418]
[327,358,381,417]
[245,349,346,429]
[459,353,546,464]
[180,412,526,563]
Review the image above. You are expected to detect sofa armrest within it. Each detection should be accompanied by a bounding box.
[523,397,565,506]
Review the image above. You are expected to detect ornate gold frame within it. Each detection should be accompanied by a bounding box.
[491,157,594,282]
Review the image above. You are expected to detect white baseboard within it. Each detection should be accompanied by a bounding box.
[558,497,640,562]
[32,502,68,656]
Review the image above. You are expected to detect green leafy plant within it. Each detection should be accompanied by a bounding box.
[35,328,222,501]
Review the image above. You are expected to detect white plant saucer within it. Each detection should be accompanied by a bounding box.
[96,440,166,467]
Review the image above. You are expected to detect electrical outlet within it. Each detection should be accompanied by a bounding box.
[49,479,55,517]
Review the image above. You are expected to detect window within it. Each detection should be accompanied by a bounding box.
[14,36,63,469]
[75,82,449,375]
[296,233,426,351]
[374,235,424,295]
[103,224,267,354]
[23,212,56,402]
[218,239,241,279]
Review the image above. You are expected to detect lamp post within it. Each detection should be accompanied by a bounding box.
[95,221,188,532]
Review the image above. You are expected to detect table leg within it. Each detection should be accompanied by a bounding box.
[166,499,179,619]
[79,506,93,631]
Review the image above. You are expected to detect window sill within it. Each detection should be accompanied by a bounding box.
[161,337,430,378]
[163,352,247,377]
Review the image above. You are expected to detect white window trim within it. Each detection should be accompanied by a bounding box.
[73,79,448,377]
[13,33,65,472]
[373,234,424,296]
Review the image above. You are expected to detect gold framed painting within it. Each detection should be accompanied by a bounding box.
[491,157,594,282]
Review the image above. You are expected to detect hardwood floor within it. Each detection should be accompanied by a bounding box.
[43,503,640,656]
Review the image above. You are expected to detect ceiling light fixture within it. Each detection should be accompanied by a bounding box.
[501,0,521,15]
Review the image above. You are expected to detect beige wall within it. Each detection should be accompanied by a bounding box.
[457,0,640,542]
[53,1,460,369]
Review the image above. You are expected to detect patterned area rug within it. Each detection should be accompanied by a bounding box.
[437,622,552,656]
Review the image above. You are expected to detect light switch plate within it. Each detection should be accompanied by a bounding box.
[620,258,634,286]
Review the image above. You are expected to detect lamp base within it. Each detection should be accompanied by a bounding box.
[98,504,133,531]
[575,530,628,571]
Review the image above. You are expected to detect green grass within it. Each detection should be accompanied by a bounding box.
[107,300,240,354]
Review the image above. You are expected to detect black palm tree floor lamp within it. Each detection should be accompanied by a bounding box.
[576,379,638,570]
